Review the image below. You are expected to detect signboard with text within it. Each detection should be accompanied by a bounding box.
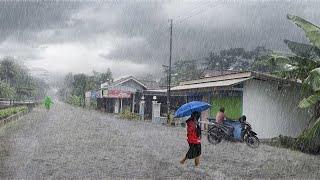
[104,90,132,98]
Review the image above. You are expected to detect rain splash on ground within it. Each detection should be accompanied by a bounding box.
[1,102,320,179]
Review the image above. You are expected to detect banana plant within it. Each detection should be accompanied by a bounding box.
[287,15,320,153]
[287,15,320,109]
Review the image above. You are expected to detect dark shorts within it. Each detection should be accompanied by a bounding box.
[186,143,201,159]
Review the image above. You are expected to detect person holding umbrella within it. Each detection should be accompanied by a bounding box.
[180,111,202,166]
[175,101,211,167]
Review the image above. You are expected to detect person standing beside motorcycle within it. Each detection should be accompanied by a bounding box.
[216,107,226,124]
[180,111,202,167]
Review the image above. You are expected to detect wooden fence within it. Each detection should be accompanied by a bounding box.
[0,98,40,110]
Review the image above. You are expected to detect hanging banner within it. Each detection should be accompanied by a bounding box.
[105,90,132,98]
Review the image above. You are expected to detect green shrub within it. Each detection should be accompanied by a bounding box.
[296,119,320,154]
[0,106,28,119]
[120,108,139,120]
[67,95,83,106]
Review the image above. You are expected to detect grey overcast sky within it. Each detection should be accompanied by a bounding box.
[0,0,320,79]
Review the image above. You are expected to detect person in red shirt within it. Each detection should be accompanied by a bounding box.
[180,111,201,167]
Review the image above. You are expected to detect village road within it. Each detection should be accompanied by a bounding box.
[1,102,320,179]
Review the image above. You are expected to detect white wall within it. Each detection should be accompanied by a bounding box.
[242,79,313,139]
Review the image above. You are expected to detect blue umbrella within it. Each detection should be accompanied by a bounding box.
[174,101,212,118]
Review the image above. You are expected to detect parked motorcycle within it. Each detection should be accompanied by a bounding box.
[207,116,260,148]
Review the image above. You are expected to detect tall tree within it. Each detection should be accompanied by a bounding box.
[0,57,19,85]
[160,59,202,86]
[0,57,48,100]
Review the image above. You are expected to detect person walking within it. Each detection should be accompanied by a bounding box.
[180,111,202,167]
[43,96,54,110]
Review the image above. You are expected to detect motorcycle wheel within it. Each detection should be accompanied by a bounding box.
[207,132,222,144]
[245,135,260,148]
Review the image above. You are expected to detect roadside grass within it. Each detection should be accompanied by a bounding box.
[265,133,320,155]
[0,106,28,120]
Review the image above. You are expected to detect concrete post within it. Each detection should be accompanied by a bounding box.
[139,99,145,121]
[152,101,161,123]
[114,98,119,113]
[120,98,123,113]
[132,94,135,113]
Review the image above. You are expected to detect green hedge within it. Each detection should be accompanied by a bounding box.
[120,108,140,120]
[0,106,28,119]
[67,95,83,106]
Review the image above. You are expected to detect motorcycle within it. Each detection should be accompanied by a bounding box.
[207,116,260,148]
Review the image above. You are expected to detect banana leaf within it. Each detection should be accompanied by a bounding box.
[299,93,320,108]
[304,68,320,92]
[287,14,320,49]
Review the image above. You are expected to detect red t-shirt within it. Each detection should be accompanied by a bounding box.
[186,118,201,144]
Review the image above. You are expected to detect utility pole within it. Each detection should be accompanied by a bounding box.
[167,19,173,124]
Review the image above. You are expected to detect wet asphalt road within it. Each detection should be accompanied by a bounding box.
[1,102,320,179]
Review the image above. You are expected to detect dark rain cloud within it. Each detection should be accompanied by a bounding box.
[0,0,320,76]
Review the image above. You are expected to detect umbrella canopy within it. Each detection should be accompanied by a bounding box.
[174,101,212,118]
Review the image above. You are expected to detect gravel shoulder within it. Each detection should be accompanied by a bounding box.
[1,102,320,179]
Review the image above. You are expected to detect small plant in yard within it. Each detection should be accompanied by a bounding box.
[120,108,139,120]
[0,106,28,120]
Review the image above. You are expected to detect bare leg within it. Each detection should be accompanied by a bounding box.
[180,156,187,164]
[195,156,200,167]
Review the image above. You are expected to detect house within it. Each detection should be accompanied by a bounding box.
[99,76,147,113]
[170,71,312,139]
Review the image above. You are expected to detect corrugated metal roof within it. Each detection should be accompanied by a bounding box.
[171,77,252,91]
[179,71,300,86]
[179,72,252,85]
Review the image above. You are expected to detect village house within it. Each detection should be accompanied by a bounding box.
[97,76,147,113]
[168,71,312,139]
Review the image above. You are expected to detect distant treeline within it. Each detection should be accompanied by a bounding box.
[58,69,113,106]
[159,46,274,86]
[0,57,48,100]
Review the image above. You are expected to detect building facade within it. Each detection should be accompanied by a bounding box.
[169,72,313,138]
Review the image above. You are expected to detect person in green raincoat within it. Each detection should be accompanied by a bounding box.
[43,96,54,110]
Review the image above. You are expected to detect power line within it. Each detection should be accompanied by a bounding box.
[140,1,224,64]
[145,1,224,46]
[175,1,224,25]
[173,1,213,21]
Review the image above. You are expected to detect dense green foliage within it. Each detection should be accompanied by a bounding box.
[0,81,16,98]
[59,69,113,107]
[0,57,48,100]
[0,106,28,119]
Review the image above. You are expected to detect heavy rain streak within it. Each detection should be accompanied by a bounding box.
[1,0,320,179]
